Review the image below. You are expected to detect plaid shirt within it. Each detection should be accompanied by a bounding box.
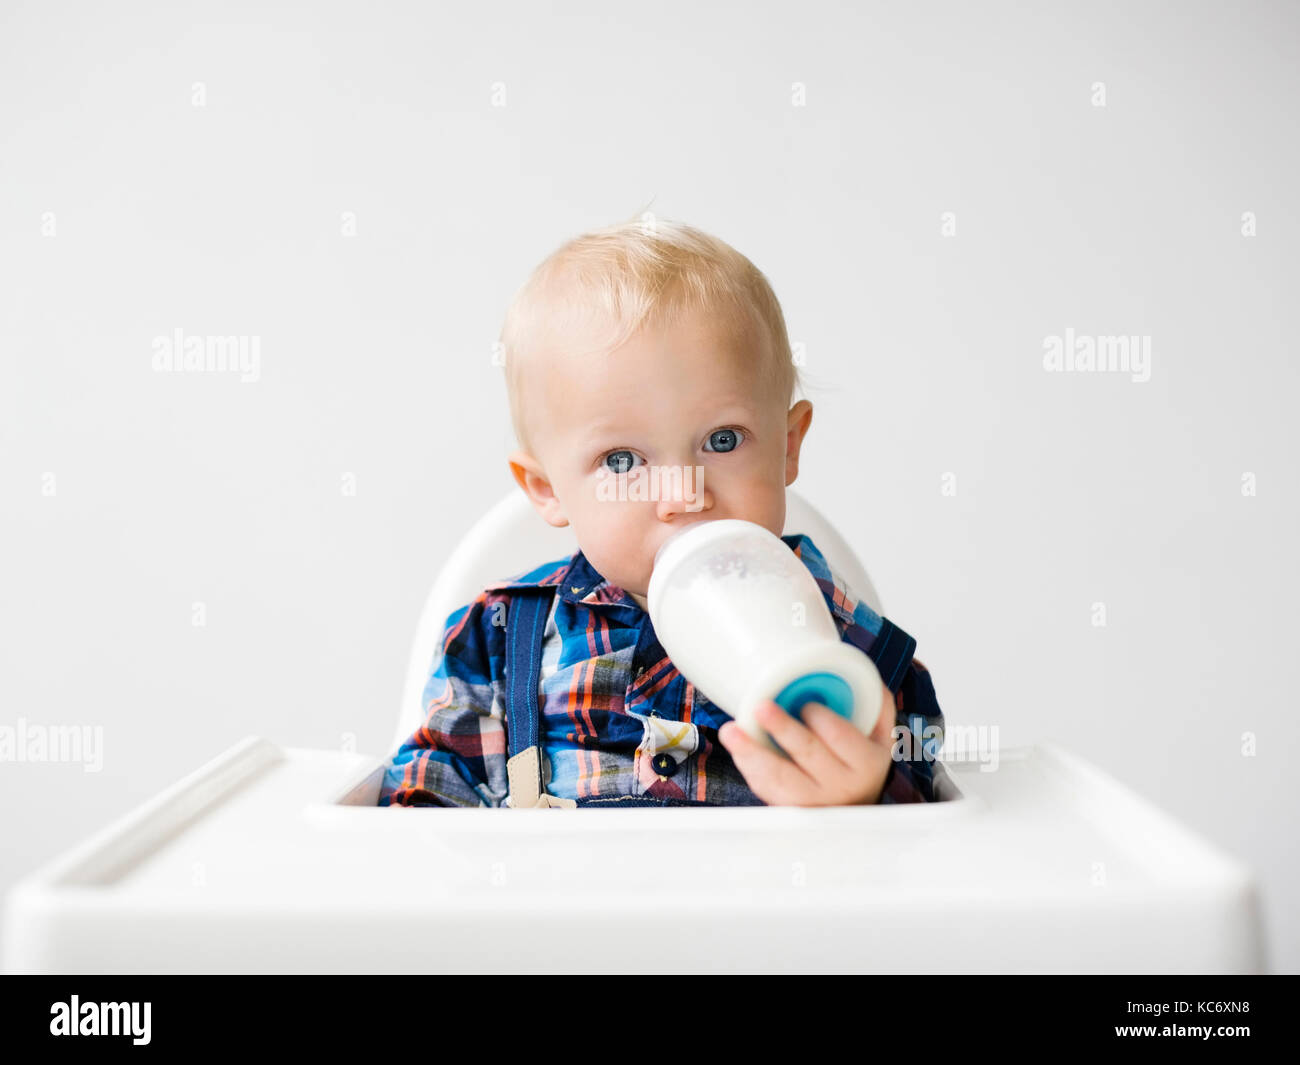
[378,533,948,808]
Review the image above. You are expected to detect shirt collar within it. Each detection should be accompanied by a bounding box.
[484,532,815,613]
[483,547,642,612]
[552,549,643,609]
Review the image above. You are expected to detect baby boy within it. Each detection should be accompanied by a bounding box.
[378,217,948,808]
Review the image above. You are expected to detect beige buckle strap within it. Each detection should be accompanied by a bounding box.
[505,746,577,809]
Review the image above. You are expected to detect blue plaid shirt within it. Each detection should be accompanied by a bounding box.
[379,533,948,807]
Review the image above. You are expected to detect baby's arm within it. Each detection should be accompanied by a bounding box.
[378,592,509,808]
[824,566,946,804]
[875,657,946,804]
[718,552,948,806]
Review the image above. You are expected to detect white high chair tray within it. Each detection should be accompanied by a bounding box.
[1,737,1265,974]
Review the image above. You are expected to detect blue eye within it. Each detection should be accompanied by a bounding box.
[603,449,643,474]
[703,428,743,453]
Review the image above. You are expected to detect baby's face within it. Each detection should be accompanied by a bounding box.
[509,307,813,610]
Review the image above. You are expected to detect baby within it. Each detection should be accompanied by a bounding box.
[378,216,948,808]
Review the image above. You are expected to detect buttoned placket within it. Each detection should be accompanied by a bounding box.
[559,552,689,789]
[628,609,674,720]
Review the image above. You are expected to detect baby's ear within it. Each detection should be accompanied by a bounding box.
[784,400,814,485]
[507,451,569,528]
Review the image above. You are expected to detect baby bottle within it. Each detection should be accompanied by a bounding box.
[647,519,883,756]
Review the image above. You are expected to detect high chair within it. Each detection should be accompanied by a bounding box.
[0,488,1269,973]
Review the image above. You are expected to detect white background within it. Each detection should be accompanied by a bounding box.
[1,0,1296,971]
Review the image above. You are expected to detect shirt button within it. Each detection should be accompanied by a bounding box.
[652,753,678,777]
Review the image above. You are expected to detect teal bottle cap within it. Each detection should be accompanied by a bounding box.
[772,671,854,722]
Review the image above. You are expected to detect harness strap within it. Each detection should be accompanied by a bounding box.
[504,588,576,808]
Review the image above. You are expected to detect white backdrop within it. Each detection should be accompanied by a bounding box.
[1,0,1296,972]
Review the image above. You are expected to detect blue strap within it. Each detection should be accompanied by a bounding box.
[505,589,555,763]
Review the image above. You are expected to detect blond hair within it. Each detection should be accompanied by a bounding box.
[499,213,804,456]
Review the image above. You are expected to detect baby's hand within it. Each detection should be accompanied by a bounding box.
[717,689,895,806]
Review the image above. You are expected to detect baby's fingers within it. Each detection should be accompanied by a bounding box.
[756,700,860,783]
[718,718,817,804]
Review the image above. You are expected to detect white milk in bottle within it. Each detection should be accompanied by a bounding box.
[647,519,883,755]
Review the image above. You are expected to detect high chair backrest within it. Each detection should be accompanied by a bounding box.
[392,486,885,753]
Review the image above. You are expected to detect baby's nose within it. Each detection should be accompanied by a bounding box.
[654,463,711,519]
